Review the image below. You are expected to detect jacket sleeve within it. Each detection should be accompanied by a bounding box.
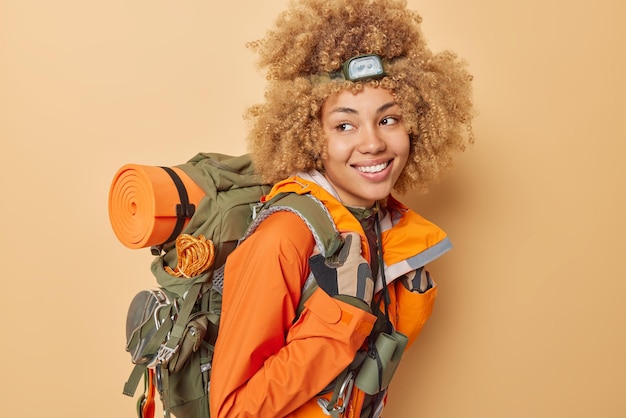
[209,211,377,418]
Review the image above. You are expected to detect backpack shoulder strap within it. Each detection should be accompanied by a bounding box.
[243,191,342,317]
[247,192,342,257]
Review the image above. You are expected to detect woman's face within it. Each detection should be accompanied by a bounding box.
[320,86,410,208]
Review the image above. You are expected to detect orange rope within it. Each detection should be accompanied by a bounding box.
[164,234,215,278]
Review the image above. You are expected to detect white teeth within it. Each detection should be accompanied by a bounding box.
[357,162,388,173]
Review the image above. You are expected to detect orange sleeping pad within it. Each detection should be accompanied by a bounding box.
[108,164,205,249]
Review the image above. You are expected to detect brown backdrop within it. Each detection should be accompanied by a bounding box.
[2,0,625,416]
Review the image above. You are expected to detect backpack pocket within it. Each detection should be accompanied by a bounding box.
[167,314,209,373]
[125,289,172,365]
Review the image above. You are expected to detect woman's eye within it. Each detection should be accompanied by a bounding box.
[337,122,355,131]
[380,116,399,126]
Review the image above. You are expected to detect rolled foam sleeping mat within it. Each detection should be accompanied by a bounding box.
[108,164,205,249]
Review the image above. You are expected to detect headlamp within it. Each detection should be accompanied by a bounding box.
[331,54,386,82]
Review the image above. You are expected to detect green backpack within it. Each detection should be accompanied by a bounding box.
[118,153,341,418]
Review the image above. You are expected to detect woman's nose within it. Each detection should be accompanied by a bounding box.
[358,127,386,153]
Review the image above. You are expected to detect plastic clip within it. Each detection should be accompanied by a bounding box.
[155,344,179,365]
[176,202,195,219]
[251,202,264,220]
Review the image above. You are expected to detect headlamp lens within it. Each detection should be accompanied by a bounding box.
[344,55,385,81]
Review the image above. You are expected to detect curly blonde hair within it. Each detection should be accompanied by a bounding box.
[245,0,474,193]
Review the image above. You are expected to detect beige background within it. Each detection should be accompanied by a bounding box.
[2,0,625,417]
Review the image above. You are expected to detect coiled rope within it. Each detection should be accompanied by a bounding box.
[164,234,215,278]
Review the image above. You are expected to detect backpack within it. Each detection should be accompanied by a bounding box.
[109,153,341,418]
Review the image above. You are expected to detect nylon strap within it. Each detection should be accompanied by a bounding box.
[163,282,203,351]
[160,364,172,418]
[123,309,175,397]
[160,166,196,245]
[159,282,203,417]
[263,192,342,257]
[123,283,202,397]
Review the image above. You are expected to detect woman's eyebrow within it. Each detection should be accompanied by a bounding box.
[329,106,358,115]
[377,102,398,114]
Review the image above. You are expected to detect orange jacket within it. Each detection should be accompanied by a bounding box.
[209,175,451,417]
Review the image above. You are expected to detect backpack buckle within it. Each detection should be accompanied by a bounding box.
[154,344,179,366]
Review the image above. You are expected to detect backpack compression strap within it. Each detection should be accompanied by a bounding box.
[150,166,197,255]
[123,281,204,398]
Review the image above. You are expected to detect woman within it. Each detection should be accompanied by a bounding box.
[210,0,474,416]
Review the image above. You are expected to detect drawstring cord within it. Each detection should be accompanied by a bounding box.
[374,206,393,335]
[363,208,393,418]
